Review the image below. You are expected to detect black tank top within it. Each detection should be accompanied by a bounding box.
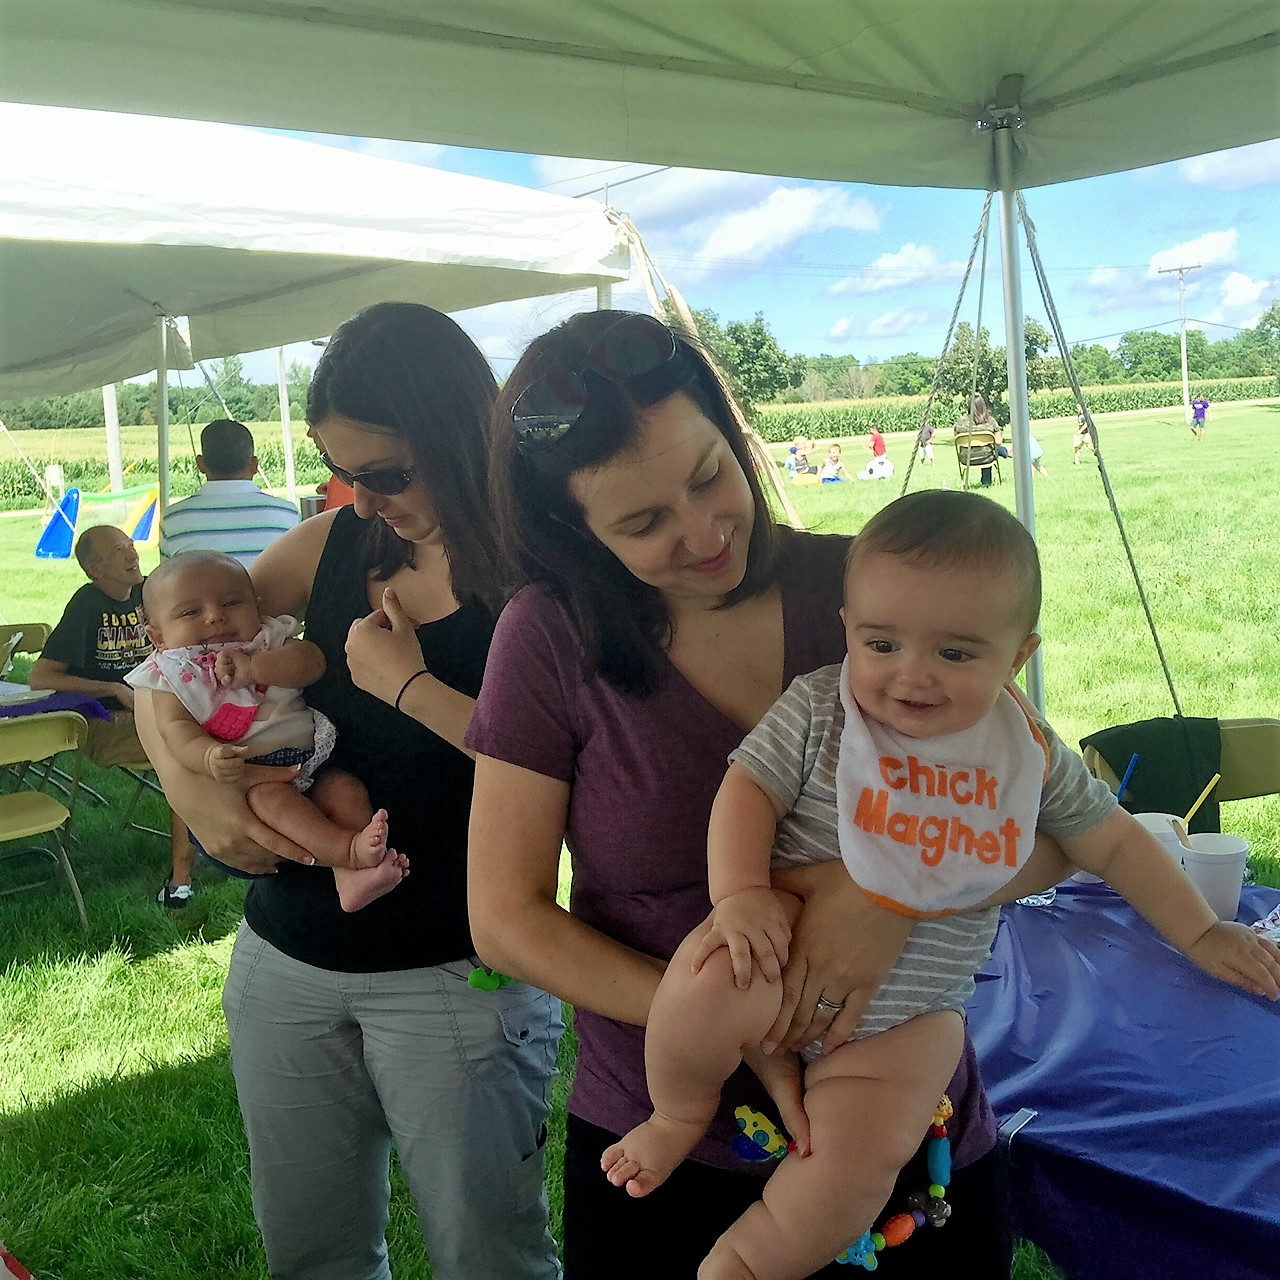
[243,508,495,972]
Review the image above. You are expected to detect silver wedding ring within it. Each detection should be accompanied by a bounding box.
[815,995,845,1014]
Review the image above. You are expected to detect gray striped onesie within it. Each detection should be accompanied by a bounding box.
[729,664,1116,1048]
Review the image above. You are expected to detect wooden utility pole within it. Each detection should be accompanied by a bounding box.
[1157,263,1201,421]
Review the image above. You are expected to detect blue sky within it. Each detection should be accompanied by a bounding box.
[237,131,1280,385]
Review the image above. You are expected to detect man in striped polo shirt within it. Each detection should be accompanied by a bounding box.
[159,419,299,566]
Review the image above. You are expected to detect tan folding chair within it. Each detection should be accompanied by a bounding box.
[0,622,52,675]
[954,429,1002,490]
[1083,718,1280,803]
[0,711,89,928]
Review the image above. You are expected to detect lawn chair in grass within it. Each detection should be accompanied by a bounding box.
[953,428,1002,489]
[0,710,89,927]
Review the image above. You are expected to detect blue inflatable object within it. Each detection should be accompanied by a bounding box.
[35,488,80,559]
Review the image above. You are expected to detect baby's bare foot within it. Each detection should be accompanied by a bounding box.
[349,808,389,869]
[601,1112,709,1198]
[335,849,408,912]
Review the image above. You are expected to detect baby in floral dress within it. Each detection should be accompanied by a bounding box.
[126,550,407,911]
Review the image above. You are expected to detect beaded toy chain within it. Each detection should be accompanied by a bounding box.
[731,1094,953,1272]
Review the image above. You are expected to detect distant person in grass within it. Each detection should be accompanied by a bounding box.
[819,442,847,483]
[1191,394,1210,441]
[603,491,1280,1278]
[917,422,936,466]
[29,524,195,908]
[126,550,408,912]
[159,419,299,566]
[1072,402,1096,465]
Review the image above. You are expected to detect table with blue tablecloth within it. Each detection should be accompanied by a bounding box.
[0,685,110,721]
[966,880,1280,1280]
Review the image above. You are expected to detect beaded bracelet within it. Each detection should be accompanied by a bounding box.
[394,668,429,711]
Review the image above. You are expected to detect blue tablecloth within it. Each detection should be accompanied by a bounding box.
[967,880,1280,1280]
[0,689,110,721]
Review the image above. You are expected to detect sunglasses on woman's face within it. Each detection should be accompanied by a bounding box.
[510,314,680,448]
[319,452,416,496]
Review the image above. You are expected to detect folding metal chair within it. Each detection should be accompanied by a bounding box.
[1083,718,1280,805]
[0,711,89,927]
[954,428,1002,490]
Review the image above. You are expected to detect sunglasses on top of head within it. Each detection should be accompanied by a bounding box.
[319,452,416,496]
[510,313,683,449]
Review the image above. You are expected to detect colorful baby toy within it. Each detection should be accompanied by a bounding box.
[730,1095,954,1270]
[834,1095,954,1269]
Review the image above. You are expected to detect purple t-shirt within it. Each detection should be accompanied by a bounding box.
[467,527,996,1174]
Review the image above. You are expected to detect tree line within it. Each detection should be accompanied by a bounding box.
[3,303,1277,431]
[0,356,311,433]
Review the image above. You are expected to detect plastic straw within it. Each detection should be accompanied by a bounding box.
[1117,753,1139,801]
[1182,772,1221,827]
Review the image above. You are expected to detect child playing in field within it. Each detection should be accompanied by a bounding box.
[602,491,1280,1279]
[818,442,846,482]
[126,550,408,912]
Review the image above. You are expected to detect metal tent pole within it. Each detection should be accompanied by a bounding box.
[156,312,171,513]
[991,117,1045,712]
[276,346,298,504]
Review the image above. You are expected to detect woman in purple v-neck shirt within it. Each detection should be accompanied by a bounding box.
[468,313,1069,1279]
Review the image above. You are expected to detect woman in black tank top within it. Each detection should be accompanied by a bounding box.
[134,303,563,1279]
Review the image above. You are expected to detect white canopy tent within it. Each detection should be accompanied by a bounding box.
[0,102,630,507]
[1,0,1276,702]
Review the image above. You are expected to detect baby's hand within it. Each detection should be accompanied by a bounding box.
[214,649,256,689]
[205,742,247,783]
[691,887,792,989]
[1184,921,1280,1000]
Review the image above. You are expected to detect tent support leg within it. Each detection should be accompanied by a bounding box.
[992,122,1044,713]
[156,312,171,514]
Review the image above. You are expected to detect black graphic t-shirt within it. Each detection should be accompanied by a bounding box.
[43,581,151,709]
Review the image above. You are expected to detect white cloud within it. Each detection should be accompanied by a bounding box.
[1147,230,1238,277]
[829,243,964,295]
[864,308,931,339]
[696,186,880,263]
[1199,272,1272,330]
[528,160,881,283]
[1087,266,1123,289]
[1179,140,1280,191]
[530,157,776,230]
[828,317,853,341]
[1218,271,1269,311]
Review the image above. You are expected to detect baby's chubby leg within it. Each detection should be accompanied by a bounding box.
[700,1010,964,1280]
[246,770,407,912]
[602,891,802,1199]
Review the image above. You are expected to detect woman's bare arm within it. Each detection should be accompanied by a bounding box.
[468,755,665,1026]
[249,510,337,620]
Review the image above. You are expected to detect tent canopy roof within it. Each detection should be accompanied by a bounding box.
[0,103,628,399]
[2,1,1276,192]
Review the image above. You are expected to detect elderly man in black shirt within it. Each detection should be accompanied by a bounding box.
[30,524,195,908]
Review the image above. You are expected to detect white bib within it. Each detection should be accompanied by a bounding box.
[834,660,1048,917]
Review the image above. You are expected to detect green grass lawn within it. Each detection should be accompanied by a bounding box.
[2,400,1277,1279]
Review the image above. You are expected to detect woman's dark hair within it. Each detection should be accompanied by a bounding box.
[969,392,991,425]
[306,302,502,613]
[489,310,781,695]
